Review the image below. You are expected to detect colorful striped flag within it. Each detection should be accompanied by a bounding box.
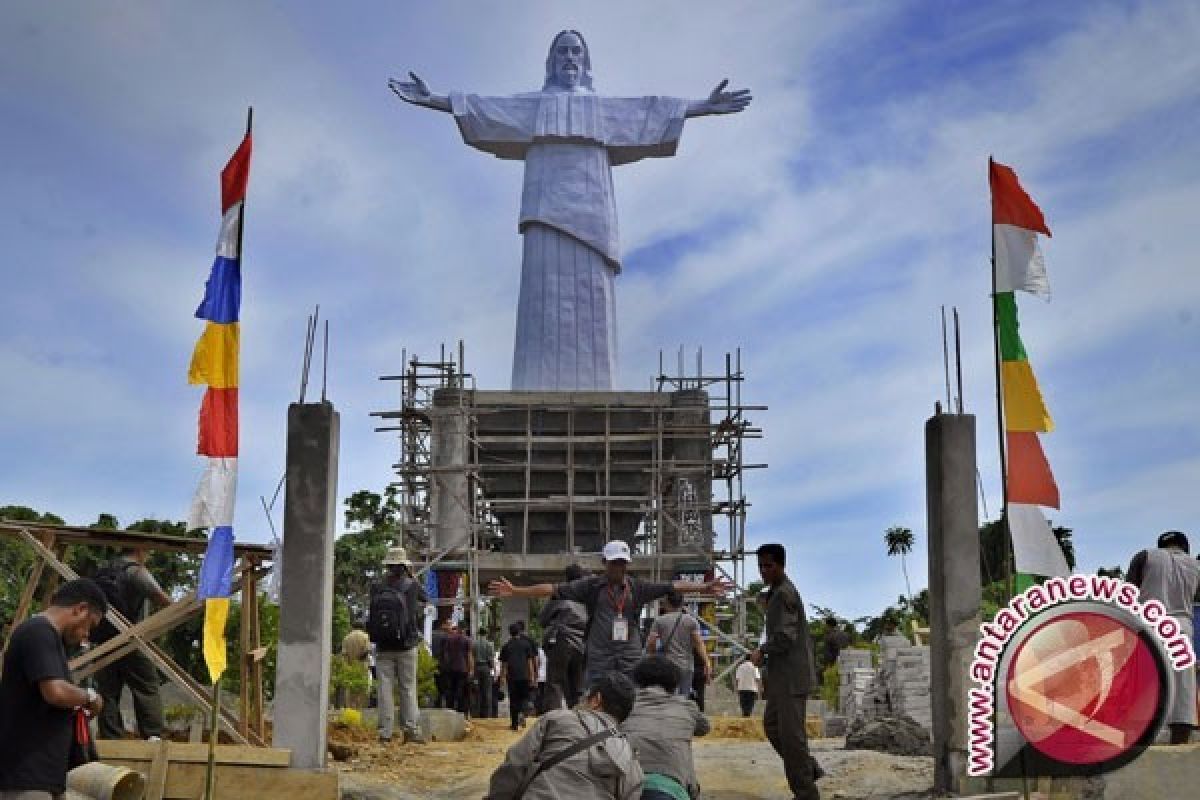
[189,128,251,683]
[989,158,1068,581]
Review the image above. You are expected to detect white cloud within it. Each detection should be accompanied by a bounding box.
[1,2,1197,619]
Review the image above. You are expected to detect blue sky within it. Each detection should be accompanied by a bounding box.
[2,2,1197,619]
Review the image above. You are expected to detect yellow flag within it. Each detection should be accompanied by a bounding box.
[1002,360,1054,433]
[202,597,230,683]
[188,323,240,388]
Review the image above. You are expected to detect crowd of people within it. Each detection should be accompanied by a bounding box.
[348,540,818,798]
[3,531,1197,799]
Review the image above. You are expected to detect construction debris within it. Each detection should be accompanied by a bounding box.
[837,644,933,735]
[844,714,932,757]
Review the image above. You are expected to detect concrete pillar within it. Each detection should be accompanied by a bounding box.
[665,389,712,553]
[925,412,982,795]
[431,388,471,552]
[273,402,339,769]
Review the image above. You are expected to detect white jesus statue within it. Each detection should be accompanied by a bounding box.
[389,29,750,391]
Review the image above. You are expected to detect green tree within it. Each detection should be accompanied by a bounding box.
[223,598,280,702]
[911,587,930,624]
[979,515,1074,593]
[884,526,915,613]
[1051,525,1075,571]
[0,506,64,631]
[334,489,401,623]
[744,581,766,639]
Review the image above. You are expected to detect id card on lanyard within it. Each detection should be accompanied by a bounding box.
[609,581,631,642]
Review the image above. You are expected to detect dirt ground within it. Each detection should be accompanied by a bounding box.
[332,716,935,799]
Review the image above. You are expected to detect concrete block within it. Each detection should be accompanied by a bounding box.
[1098,743,1200,798]
[824,716,848,737]
[419,709,467,742]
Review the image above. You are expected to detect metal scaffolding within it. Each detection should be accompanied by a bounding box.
[371,345,765,644]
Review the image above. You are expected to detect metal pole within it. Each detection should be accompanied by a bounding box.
[941,306,952,411]
[953,307,964,413]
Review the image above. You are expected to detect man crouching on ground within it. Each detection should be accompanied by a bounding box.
[0,579,108,800]
[485,671,643,800]
[621,655,710,800]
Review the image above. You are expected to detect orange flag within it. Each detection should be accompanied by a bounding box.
[1006,431,1060,509]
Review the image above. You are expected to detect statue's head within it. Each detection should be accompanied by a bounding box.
[543,29,593,92]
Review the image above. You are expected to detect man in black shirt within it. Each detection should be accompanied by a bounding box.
[0,579,108,799]
[498,623,537,731]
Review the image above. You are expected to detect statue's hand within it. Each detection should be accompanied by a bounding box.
[388,71,434,106]
[703,79,752,115]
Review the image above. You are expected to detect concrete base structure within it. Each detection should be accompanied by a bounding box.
[984,744,1200,798]
[925,412,982,795]
[427,388,715,585]
[273,402,340,769]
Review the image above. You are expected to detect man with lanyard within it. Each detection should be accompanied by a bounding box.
[750,543,821,800]
[489,541,730,688]
[1127,530,1200,744]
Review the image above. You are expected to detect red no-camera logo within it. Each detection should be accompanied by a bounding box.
[1006,610,1163,766]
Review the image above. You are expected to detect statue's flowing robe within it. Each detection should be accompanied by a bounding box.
[450,91,689,390]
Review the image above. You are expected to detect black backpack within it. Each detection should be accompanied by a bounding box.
[367,581,416,648]
[90,561,141,643]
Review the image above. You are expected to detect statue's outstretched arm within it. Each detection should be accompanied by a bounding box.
[388,71,452,113]
[686,79,752,118]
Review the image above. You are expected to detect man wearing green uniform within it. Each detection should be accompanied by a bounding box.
[751,543,821,800]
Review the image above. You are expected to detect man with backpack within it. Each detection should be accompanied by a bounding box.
[538,564,589,711]
[489,541,731,689]
[91,547,170,740]
[368,546,428,744]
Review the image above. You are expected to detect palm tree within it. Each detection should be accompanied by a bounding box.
[885,526,916,614]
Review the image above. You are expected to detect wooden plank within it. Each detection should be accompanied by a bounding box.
[14,528,253,746]
[163,764,337,800]
[239,559,252,740]
[70,595,202,677]
[145,738,170,800]
[249,579,265,738]
[95,740,292,767]
[0,521,274,558]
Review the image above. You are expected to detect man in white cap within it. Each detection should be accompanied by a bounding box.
[367,546,428,744]
[490,541,730,689]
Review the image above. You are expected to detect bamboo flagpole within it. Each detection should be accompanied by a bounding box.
[205,677,221,800]
[203,105,252,800]
[988,157,1015,602]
